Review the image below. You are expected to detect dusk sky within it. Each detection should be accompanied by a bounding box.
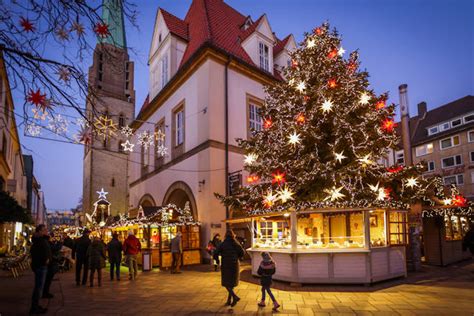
[16,0,473,211]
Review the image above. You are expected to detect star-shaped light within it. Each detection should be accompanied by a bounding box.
[321,99,334,113]
[137,130,154,150]
[263,191,278,208]
[278,186,294,203]
[121,140,135,152]
[94,115,118,139]
[335,151,346,163]
[96,188,108,200]
[443,198,452,206]
[405,177,419,188]
[377,188,390,201]
[120,125,134,137]
[359,92,371,105]
[56,27,69,41]
[71,21,85,36]
[307,38,316,48]
[288,79,295,86]
[381,118,397,133]
[94,22,109,38]
[358,154,373,166]
[32,108,48,121]
[288,132,301,145]
[20,17,34,32]
[244,153,258,165]
[154,129,165,142]
[272,171,286,185]
[324,186,345,202]
[56,67,71,83]
[337,47,346,56]
[368,182,380,192]
[296,81,306,92]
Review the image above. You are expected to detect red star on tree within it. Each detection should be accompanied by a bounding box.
[375,100,386,110]
[387,165,404,173]
[296,113,306,124]
[27,89,47,109]
[20,17,34,32]
[328,48,338,59]
[263,118,272,129]
[381,118,397,132]
[94,22,110,38]
[328,79,337,88]
[272,171,286,185]
[452,195,467,207]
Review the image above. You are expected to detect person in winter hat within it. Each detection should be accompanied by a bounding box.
[123,230,141,280]
[257,252,280,311]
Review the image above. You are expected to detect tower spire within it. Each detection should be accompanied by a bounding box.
[100,0,127,49]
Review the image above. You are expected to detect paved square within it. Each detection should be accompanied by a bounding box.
[1,262,473,315]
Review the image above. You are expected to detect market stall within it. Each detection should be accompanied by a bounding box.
[244,208,408,284]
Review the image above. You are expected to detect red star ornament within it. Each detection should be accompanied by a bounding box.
[27,89,50,112]
[94,22,109,38]
[272,171,286,185]
[20,17,34,32]
[381,118,397,133]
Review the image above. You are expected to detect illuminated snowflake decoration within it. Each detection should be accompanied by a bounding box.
[156,145,168,157]
[137,130,154,150]
[94,115,117,139]
[120,125,134,138]
[25,123,41,136]
[32,108,48,121]
[48,114,68,135]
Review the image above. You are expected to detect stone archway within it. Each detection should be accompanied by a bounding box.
[162,181,198,220]
[139,194,156,207]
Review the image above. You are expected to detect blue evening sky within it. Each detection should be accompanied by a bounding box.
[18,0,473,210]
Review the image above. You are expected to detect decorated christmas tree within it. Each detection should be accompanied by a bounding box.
[218,23,433,214]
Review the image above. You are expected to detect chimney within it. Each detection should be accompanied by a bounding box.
[417,102,427,117]
[399,84,413,165]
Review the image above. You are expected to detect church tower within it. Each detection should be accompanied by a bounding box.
[82,0,135,219]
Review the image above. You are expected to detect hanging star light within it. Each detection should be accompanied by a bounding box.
[296,113,306,124]
[55,27,69,41]
[375,100,386,110]
[277,186,294,203]
[94,22,109,38]
[154,129,165,142]
[381,118,397,133]
[377,188,390,201]
[263,118,273,129]
[26,123,41,137]
[94,115,118,139]
[337,47,346,56]
[244,153,258,165]
[120,125,134,138]
[56,67,71,83]
[405,177,419,188]
[359,92,371,105]
[443,198,452,206]
[358,154,373,166]
[328,48,338,59]
[71,21,85,36]
[334,151,346,163]
[137,130,154,150]
[288,132,301,145]
[452,195,467,207]
[324,186,345,202]
[296,81,306,92]
[96,188,108,200]
[48,114,68,135]
[121,140,135,152]
[306,38,316,48]
[321,99,334,113]
[75,126,92,145]
[20,17,34,32]
[263,191,278,208]
[368,182,380,193]
[272,171,286,185]
[27,89,49,112]
[156,145,168,157]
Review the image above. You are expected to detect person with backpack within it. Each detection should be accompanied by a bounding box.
[123,231,141,280]
[257,252,280,311]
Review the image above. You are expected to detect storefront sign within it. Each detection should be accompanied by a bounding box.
[228,170,242,195]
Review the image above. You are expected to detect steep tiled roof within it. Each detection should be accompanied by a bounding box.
[411,96,474,145]
[160,8,188,41]
[274,35,292,56]
[239,15,265,42]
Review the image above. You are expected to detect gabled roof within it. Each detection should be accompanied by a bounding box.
[411,95,474,145]
[274,34,292,56]
[239,15,265,42]
[160,8,189,41]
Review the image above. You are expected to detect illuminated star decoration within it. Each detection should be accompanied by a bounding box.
[48,114,68,135]
[156,145,168,157]
[321,99,333,113]
[20,17,34,32]
[288,132,301,145]
[94,22,110,38]
[368,182,380,193]
[71,21,85,36]
[337,47,346,56]
[94,115,118,139]
[263,118,272,129]
[452,195,467,207]
[55,27,69,41]
[32,108,48,121]
[75,126,92,145]
[359,92,371,105]
[96,188,108,200]
[381,118,397,133]
[137,130,154,150]
[296,81,306,92]
[121,140,135,153]
[244,153,258,165]
[375,100,386,110]
[335,151,346,163]
[272,171,286,185]
[405,177,419,188]
[263,191,278,208]
[358,154,372,166]
[120,125,134,138]
[277,186,294,203]
[328,48,338,59]
[328,79,337,88]
[26,123,41,137]
[377,187,390,201]
[56,67,71,83]
[324,186,345,202]
[154,129,165,142]
[27,89,49,112]
[296,113,306,124]
[443,198,452,206]
[306,38,316,48]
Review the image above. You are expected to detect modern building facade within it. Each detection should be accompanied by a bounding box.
[128,0,295,256]
[82,0,135,219]
[47,210,76,227]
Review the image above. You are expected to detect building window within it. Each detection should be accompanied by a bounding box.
[451,118,462,128]
[395,150,404,164]
[415,143,433,157]
[468,130,474,142]
[464,114,474,124]
[1,134,7,157]
[427,161,435,172]
[118,114,126,128]
[158,33,162,43]
[439,122,450,132]
[161,54,169,89]
[441,155,462,168]
[248,103,262,134]
[111,178,115,187]
[175,109,184,146]
[428,126,438,135]
[259,42,269,72]
[440,135,460,150]
[443,174,464,186]
[471,152,474,163]
[260,221,273,239]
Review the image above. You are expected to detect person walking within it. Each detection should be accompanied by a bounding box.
[210,233,222,271]
[87,237,106,287]
[170,231,183,274]
[42,233,62,299]
[72,228,91,286]
[257,252,280,311]
[215,230,244,307]
[123,231,141,280]
[107,232,122,281]
[30,224,52,314]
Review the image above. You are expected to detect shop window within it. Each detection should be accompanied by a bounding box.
[440,135,460,150]
[445,215,466,241]
[415,143,433,157]
[441,155,462,168]
[253,217,289,248]
[260,221,273,239]
[369,210,386,247]
[389,211,408,245]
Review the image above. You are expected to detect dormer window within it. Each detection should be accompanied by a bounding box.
[242,17,252,30]
[161,54,169,88]
[259,42,269,71]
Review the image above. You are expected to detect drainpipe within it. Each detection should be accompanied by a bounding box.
[225,57,231,226]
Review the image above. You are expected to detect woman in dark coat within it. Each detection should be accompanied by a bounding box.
[215,230,245,307]
[87,237,106,287]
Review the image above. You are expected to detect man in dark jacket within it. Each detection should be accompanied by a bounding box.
[30,224,52,314]
[42,234,62,298]
[107,232,123,281]
[72,228,91,286]
[216,230,245,307]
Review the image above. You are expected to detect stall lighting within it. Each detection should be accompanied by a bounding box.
[284,213,290,217]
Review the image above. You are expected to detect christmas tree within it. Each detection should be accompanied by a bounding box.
[218,23,431,214]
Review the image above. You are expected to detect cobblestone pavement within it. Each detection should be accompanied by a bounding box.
[1,261,474,316]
